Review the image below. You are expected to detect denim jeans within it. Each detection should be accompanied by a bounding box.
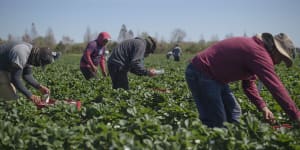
[185,63,241,127]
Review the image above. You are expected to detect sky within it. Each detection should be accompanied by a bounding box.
[1,0,300,46]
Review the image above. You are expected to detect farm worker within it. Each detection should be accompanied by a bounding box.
[80,32,111,80]
[172,44,182,61]
[107,36,158,90]
[0,41,61,103]
[185,33,300,127]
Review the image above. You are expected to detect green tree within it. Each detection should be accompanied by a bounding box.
[84,26,93,43]
[118,24,128,42]
[170,28,186,44]
[55,41,66,53]
[32,36,46,47]
[45,27,56,48]
[22,29,32,43]
[30,22,38,40]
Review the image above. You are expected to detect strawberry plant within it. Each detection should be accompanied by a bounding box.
[0,54,299,149]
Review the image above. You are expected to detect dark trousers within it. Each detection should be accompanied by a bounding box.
[108,63,129,90]
[174,55,180,61]
[185,63,241,127]
[80,67,97,80]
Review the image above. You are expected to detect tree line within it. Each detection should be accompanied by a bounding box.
[0,23,249,54]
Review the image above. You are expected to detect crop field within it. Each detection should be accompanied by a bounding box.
[0,54,300,149]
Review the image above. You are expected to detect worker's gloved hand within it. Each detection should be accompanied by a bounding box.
[30,95,41,104]
[148,68,157,77]
[262,107,275,124]
[39,85,50,94]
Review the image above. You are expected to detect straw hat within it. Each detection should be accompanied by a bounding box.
[256,33,296,67]
[273,33,295,67]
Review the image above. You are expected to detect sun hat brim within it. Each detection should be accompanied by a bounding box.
[256,33,294,68]
[274,39,293,67]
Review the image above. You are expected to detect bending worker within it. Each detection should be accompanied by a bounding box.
[185,33,300,127]
[0,41,60,104]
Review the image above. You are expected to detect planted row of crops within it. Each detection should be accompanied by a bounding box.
[0,54,299,149]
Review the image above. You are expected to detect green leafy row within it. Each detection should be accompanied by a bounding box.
[0,54,299,149]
